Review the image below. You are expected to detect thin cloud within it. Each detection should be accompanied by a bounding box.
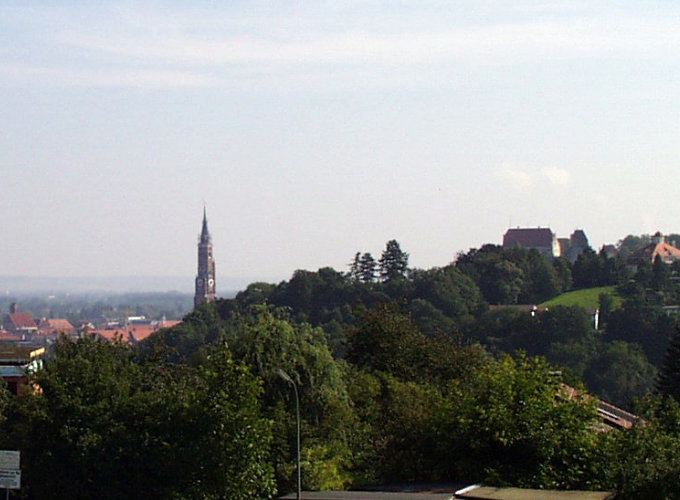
[60,17,680,67]
[0,63,217,88]
[499,164,533,190]
[2,3,680,89]
[541,167,570,187]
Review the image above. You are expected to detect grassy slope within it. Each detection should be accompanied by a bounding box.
[539,286,623,310]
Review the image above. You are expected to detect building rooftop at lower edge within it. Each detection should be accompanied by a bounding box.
[277,484,616,500]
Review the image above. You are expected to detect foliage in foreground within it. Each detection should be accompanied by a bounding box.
[4,303,680,498]
[2,336,275,500]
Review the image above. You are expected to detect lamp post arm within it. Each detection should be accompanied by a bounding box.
[276,368,301,500]
[293,381,301,500]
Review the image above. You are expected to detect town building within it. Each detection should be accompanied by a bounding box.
[37,318,75,338]
[2,303,38,337]
[558,229,590,263]
[502,227,561,258]
[85,316,181,344]
[628,231,680,266]
[194,208,216,308]
[0,346,45,395]
[502,227,590,262]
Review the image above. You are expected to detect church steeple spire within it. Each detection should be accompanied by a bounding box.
[194,207,216,308]
[200,206,211,244]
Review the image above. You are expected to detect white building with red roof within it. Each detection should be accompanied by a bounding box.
[628,231,680,265]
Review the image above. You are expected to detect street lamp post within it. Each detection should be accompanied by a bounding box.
[276,368,301,500]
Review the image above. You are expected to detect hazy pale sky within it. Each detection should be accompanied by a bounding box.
[1,1,679,288]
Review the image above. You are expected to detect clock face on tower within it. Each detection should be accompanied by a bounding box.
[197,278,203,286]
[208,278,214,287]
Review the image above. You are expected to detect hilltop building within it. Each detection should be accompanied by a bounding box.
[502,227,589,262]
[627,231,680,268]
[558,229,590,263]
[502,227,560,258]
[194,208,216,308]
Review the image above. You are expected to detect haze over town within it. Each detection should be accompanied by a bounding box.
[2,1,679,290]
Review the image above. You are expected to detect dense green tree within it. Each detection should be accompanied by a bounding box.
[533,306,594,353]
[8,336,275,500]
[274,269,323,316]
[224,306,347,425]
[358,253,378,283]
[186,344,276,499]
[235,282,276,307]
[552,257,573,293]
[597,394,680,499]
[369,375,448,482]
[572,248,601,288]
[521,249,561,303]
[456,245,525,304]
[633,258,653,288]
[440,354,600,489]
[598,293,613,329]
[599,249,627,285]
[378,240,409,282]
[347,252,362,281]
[652,254,671,291]
[583,341,657,409]
[617,234,651,260]
[657,327,680,402]
[475,306,594,360]
[140,301,225,363]
[407,298,457,337]
[346,306,487,385]
[346,305,427,380]
[411,265,485,325]
[223,306,353,492]
[606,299,676,367]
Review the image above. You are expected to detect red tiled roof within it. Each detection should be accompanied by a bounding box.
[560,384,639,431]
[38,319,75,335]
[6,313,37,330]
[630,241,680,264]
[503,227,555,249]
[0,330,22,342]
[127,325,157,343]
[159,320,181,329]
[88,330,131,343]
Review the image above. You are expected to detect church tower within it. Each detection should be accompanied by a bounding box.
[194,208,216,308]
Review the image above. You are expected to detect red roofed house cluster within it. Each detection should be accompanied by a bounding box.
[627,231,680,271]
[86,317,181,344]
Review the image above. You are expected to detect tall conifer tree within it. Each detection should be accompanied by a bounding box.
[657,326,680,401]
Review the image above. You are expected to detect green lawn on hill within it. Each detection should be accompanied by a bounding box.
[539,286,622,310]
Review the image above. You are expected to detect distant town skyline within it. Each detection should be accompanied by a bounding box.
[2,1,679,284]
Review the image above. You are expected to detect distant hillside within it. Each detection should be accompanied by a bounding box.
[0,275,245,296]
[539,286,622,310]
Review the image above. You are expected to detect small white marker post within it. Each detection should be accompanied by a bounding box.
[0,451,20,499]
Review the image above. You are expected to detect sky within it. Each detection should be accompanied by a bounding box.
[1,1,679,291]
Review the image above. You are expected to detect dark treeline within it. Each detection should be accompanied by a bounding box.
[4,236,680,497]
[230,239,680,409]
[19,299,671,499]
